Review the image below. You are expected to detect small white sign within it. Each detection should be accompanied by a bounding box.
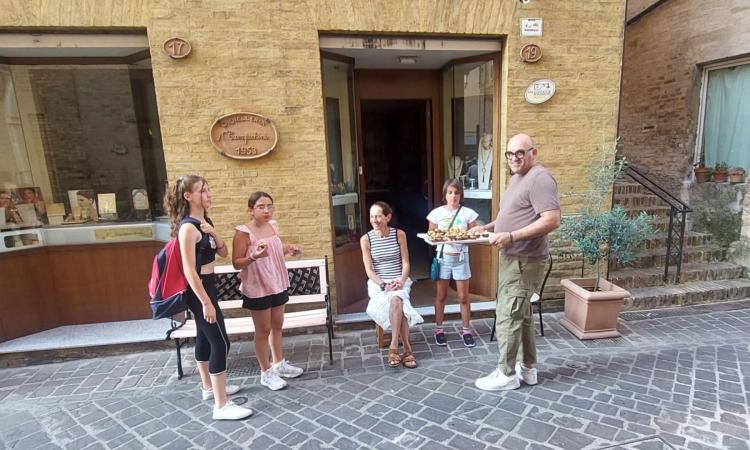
[521,18,543,36]
[525,79,556,104]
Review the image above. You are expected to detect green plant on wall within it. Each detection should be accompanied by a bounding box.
[692,187,742,250]
[558,145,653,291]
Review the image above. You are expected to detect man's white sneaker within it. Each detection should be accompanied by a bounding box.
[201,384,242,401]
[212,400,253,420]
[516,363,538,386]
[272,359,303,378]
[260,369,288,390]
[474,368,521,391]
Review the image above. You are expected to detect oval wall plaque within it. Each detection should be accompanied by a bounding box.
[524,79,556,104]
[520,44,542,63]
[209,112,278,159]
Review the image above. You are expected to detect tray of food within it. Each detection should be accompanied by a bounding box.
[417,228,495,246]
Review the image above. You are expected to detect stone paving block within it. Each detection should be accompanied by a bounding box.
[547,428,595,449]
[146,429,180,447]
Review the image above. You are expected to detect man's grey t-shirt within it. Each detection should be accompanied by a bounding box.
[493,164,560,262]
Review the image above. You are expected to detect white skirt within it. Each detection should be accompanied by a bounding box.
[365,277,424,331]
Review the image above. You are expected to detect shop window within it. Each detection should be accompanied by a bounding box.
[698,60,750,170]
[0,33,166,234]
[321,58,361,248]
[442,58,495,223]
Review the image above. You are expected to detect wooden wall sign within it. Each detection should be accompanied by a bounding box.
[520,44,542,63]
[163,37,191,59]
[209,112,278,159]
[525,79,556,104]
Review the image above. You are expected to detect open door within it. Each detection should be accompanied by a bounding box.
[321,53,368,314]
[441,54,500,298]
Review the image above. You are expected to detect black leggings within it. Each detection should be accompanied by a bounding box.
[186,274,230,375]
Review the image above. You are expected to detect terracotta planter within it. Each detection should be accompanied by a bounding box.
[559,278,630,340]
[713,170,728,183]
[694,167,709,183]
[729,170,745,183]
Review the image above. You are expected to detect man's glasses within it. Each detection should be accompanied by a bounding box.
[504,148,534,160]
[254,204,274,211]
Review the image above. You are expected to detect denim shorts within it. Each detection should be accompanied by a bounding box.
[438,253,471,281]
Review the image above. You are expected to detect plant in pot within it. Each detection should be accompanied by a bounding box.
[713,162,729,183]
[557,150,653,339]
[693,163,711,183]
[728,167,745,183]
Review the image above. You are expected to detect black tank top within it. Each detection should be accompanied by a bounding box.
[180,217,216,266]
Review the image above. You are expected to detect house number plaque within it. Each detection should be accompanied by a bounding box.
[520,44,542,63]
[210,112,278,160]
[163,37,191,59]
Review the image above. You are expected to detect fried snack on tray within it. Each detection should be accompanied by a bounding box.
[426,227,490,242]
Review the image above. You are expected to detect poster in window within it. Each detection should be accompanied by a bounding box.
[132,189,149,210]
[98,193,117,220]
[67,189,98,223]
[15,187,47,225]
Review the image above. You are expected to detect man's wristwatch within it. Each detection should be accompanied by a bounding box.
[379,282,387,291]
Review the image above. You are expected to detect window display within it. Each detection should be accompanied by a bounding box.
[443,59,495,223]
[322,59,361,248]
[0,56,166,238]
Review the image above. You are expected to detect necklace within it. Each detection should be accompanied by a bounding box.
[479,145,492,183]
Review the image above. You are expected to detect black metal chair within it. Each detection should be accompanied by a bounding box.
[490,253,553,341]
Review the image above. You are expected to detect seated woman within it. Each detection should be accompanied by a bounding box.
[361,201,424,369]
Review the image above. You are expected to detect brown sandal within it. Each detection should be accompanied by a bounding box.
[388,349,401,368]
[402,351,417,369]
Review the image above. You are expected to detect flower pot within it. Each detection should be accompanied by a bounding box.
[694,167,709,183]
[713,170,728,183]
[729,169,745,183]
[559,278,630,340]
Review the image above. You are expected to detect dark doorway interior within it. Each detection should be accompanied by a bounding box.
[361,99,431,280]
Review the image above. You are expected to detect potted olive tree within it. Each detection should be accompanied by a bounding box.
[558,150,653,339]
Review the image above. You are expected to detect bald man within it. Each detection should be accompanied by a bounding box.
[473,133,561,391]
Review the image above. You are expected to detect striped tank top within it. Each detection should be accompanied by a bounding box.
[368,227,402,280]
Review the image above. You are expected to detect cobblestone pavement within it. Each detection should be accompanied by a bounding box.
[1,303,750,450]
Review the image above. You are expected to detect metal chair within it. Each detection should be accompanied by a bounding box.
[490,253,553,341]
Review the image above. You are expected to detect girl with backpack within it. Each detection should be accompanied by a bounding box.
[426,178,479,348]
[232,191,303,391]
[165,175,252,421]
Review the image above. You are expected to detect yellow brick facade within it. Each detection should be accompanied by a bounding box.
[1,0,626,307]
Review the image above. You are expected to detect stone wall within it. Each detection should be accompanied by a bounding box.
[619,0,750,194]
[1,0,627,304]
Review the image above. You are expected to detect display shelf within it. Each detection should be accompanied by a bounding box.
[332,192,359,207]
[0,222,164,253]
[0,228,45,252]
[464,189,492,199]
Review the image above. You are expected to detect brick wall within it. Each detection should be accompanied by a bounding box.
[28,67,148,213]
[619,0,750,193]
[2,0,626,304]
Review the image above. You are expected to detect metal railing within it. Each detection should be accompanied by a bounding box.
[622,164,692,284]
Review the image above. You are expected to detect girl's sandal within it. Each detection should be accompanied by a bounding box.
[388,349,401,368]
[402,351,417,369]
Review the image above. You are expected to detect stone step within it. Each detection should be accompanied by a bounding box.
[623,279,750,310]
[640,231,712,251]
[623,205,673,219]
[613,182,646,195]
[613,193,664,208]
[610,261,745,289]
[616,245,724,269]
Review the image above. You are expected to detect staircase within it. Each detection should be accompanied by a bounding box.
[610,181,750,310]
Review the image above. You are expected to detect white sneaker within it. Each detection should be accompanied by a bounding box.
[260,369,288,390]
[516,363,538,385]
[212,400,253,420]
[272,359,304,378]
[201,384,242,401]
[474,368,521,391]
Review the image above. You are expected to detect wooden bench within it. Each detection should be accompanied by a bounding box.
[167,257,333,379]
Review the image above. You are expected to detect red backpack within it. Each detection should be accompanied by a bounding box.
[148,219,201,319]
